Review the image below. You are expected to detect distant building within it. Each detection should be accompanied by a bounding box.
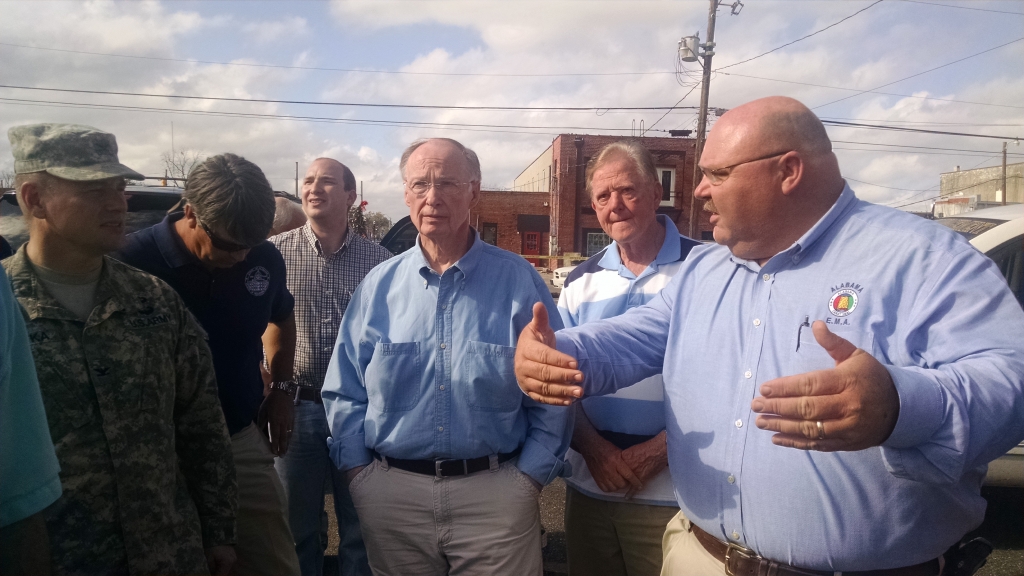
[938,161,1023,215]
[470,133,711,265]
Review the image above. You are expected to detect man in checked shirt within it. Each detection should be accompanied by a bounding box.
[271,158,391,576]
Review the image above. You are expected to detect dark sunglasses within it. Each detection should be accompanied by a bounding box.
[197,218,250,253]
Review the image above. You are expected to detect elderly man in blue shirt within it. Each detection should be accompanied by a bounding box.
[322,137,570,576]
[515,96,1024,575]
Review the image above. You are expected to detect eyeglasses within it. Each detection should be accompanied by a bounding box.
[197,218,250,253]
[698,150,791,186]
[405,179,470,197]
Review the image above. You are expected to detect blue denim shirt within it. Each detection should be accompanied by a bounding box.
[555,185,1024,570]
[324,232,571,485]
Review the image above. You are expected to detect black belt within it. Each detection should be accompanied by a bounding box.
[597,429,657,450]
[374,447,522,478]
[293,386,322,404]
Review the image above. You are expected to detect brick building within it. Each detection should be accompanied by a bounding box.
[469,133,712,265]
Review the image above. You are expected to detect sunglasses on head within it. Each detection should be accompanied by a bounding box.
[197,218,250,253]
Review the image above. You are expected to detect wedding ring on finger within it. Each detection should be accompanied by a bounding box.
[816,420,825,440]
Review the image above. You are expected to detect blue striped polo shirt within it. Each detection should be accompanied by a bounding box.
[558,215,698,505]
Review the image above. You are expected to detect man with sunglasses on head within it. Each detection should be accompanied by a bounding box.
[118,153,301,576]
[515,97,1024,575]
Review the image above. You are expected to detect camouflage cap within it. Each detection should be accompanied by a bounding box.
[8,123,145,182]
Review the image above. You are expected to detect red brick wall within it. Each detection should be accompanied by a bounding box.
[471,190,550,257]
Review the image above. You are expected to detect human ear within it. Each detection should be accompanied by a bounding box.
[779,153,804,196]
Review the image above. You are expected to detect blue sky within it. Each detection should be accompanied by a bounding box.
[1,0,1021,221]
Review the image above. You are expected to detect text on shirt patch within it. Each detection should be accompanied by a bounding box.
[125,314,172,329]
[245,266,270,296]
[827,282,860,321]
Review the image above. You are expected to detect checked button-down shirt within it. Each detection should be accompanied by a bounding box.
[271,224,393,390]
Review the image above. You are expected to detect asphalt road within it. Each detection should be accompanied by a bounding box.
[325,481,1023,576]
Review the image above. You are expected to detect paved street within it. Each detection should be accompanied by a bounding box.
[326,481,1023,575]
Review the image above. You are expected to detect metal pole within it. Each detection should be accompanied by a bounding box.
[688,0,719,239]
[295,162,298,196]
[1002,141,1007,205]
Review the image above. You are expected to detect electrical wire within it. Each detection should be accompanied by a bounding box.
[0,41,673,78]
[812,36,1024,110]
[0,84,699,112]
[716,71,1024,110]
[891,0,1024,15]
[715,0,884,71]
[820,119,1021,141]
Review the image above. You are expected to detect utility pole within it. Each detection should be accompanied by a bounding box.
[684,0,741,238]
[1002,141,1007,205]
[295,161,298,196]
[360,181,364,204]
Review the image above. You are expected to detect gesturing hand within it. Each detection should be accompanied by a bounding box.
[514,302,583,406]
[751,321,900,451]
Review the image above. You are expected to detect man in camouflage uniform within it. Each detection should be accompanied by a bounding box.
[4,123,238,575]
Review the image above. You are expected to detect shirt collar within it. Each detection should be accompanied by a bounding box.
[155,211,198,269]
[597,214,682,276]
[414,228,484,281]
[301,223,353,258]
[729,182,858,271]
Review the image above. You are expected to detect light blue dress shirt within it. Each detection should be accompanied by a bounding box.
[324,233,571,485]
[554,185,1024,571]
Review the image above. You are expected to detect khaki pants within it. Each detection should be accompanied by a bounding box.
[348,458,544,576]
[565,486,678,576]
[230,423,301,576]
[660,511,726,576]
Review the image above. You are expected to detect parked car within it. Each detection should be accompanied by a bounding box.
[936,203,1024,487]
[551,265,578,288]
[0,185,184,255]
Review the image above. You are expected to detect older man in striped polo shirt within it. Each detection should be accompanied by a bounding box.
[558,141,698,576]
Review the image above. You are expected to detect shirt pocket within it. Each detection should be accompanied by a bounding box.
[365,342,421,413]
[465,341,521,412]
[794,328,876,374]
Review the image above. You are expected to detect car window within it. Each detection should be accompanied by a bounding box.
[986,236,1024,309]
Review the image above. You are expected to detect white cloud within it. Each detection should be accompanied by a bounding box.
[242,16,309,43]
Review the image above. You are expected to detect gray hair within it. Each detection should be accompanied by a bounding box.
[585,140,659,198]
[399,138,481,183]
[184,153,275,247]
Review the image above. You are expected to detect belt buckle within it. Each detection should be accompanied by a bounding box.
[434,459,468,478]
[724,542,758,576]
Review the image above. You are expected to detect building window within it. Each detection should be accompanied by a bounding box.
[659,168,675,206]
[482,223,498,246]
[585,231,611,256]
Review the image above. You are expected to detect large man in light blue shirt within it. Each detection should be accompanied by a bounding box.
[322,138,570,576]
[515,97,1024,575]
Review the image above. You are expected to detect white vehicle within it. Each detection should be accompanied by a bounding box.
[936,203,1024,487]
[551,265,578,289]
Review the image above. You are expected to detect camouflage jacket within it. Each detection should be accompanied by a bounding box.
[4,248,237,576]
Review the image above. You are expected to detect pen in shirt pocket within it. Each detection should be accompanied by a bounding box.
[795,316,810,351]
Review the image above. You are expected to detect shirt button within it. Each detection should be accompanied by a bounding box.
[439,385,445,390]
[752,318,761,326]
[732,531,740,540]
[323,347,331,352]
[440,343,447,349]
[438,426,443,431]
[762,274,771,282]
[744,370,752,379]
[735,419,743,428]
[441,304,447,310]
[727,475,735,484]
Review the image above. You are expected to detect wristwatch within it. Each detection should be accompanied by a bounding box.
[270,380,298,396]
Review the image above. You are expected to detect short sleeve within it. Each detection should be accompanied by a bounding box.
[0,267,62,528]
[266,244,295,324]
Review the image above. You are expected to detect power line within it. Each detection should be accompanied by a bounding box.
[645,83,700,133]
[0,84,697,112]
[892,0,1024,15]
[821,119,1021,141]
[0,41,672,78]
[812,36,1024,110]
[716,71,1024,110]
[832,139,1024,156]
[715,0,884,71]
